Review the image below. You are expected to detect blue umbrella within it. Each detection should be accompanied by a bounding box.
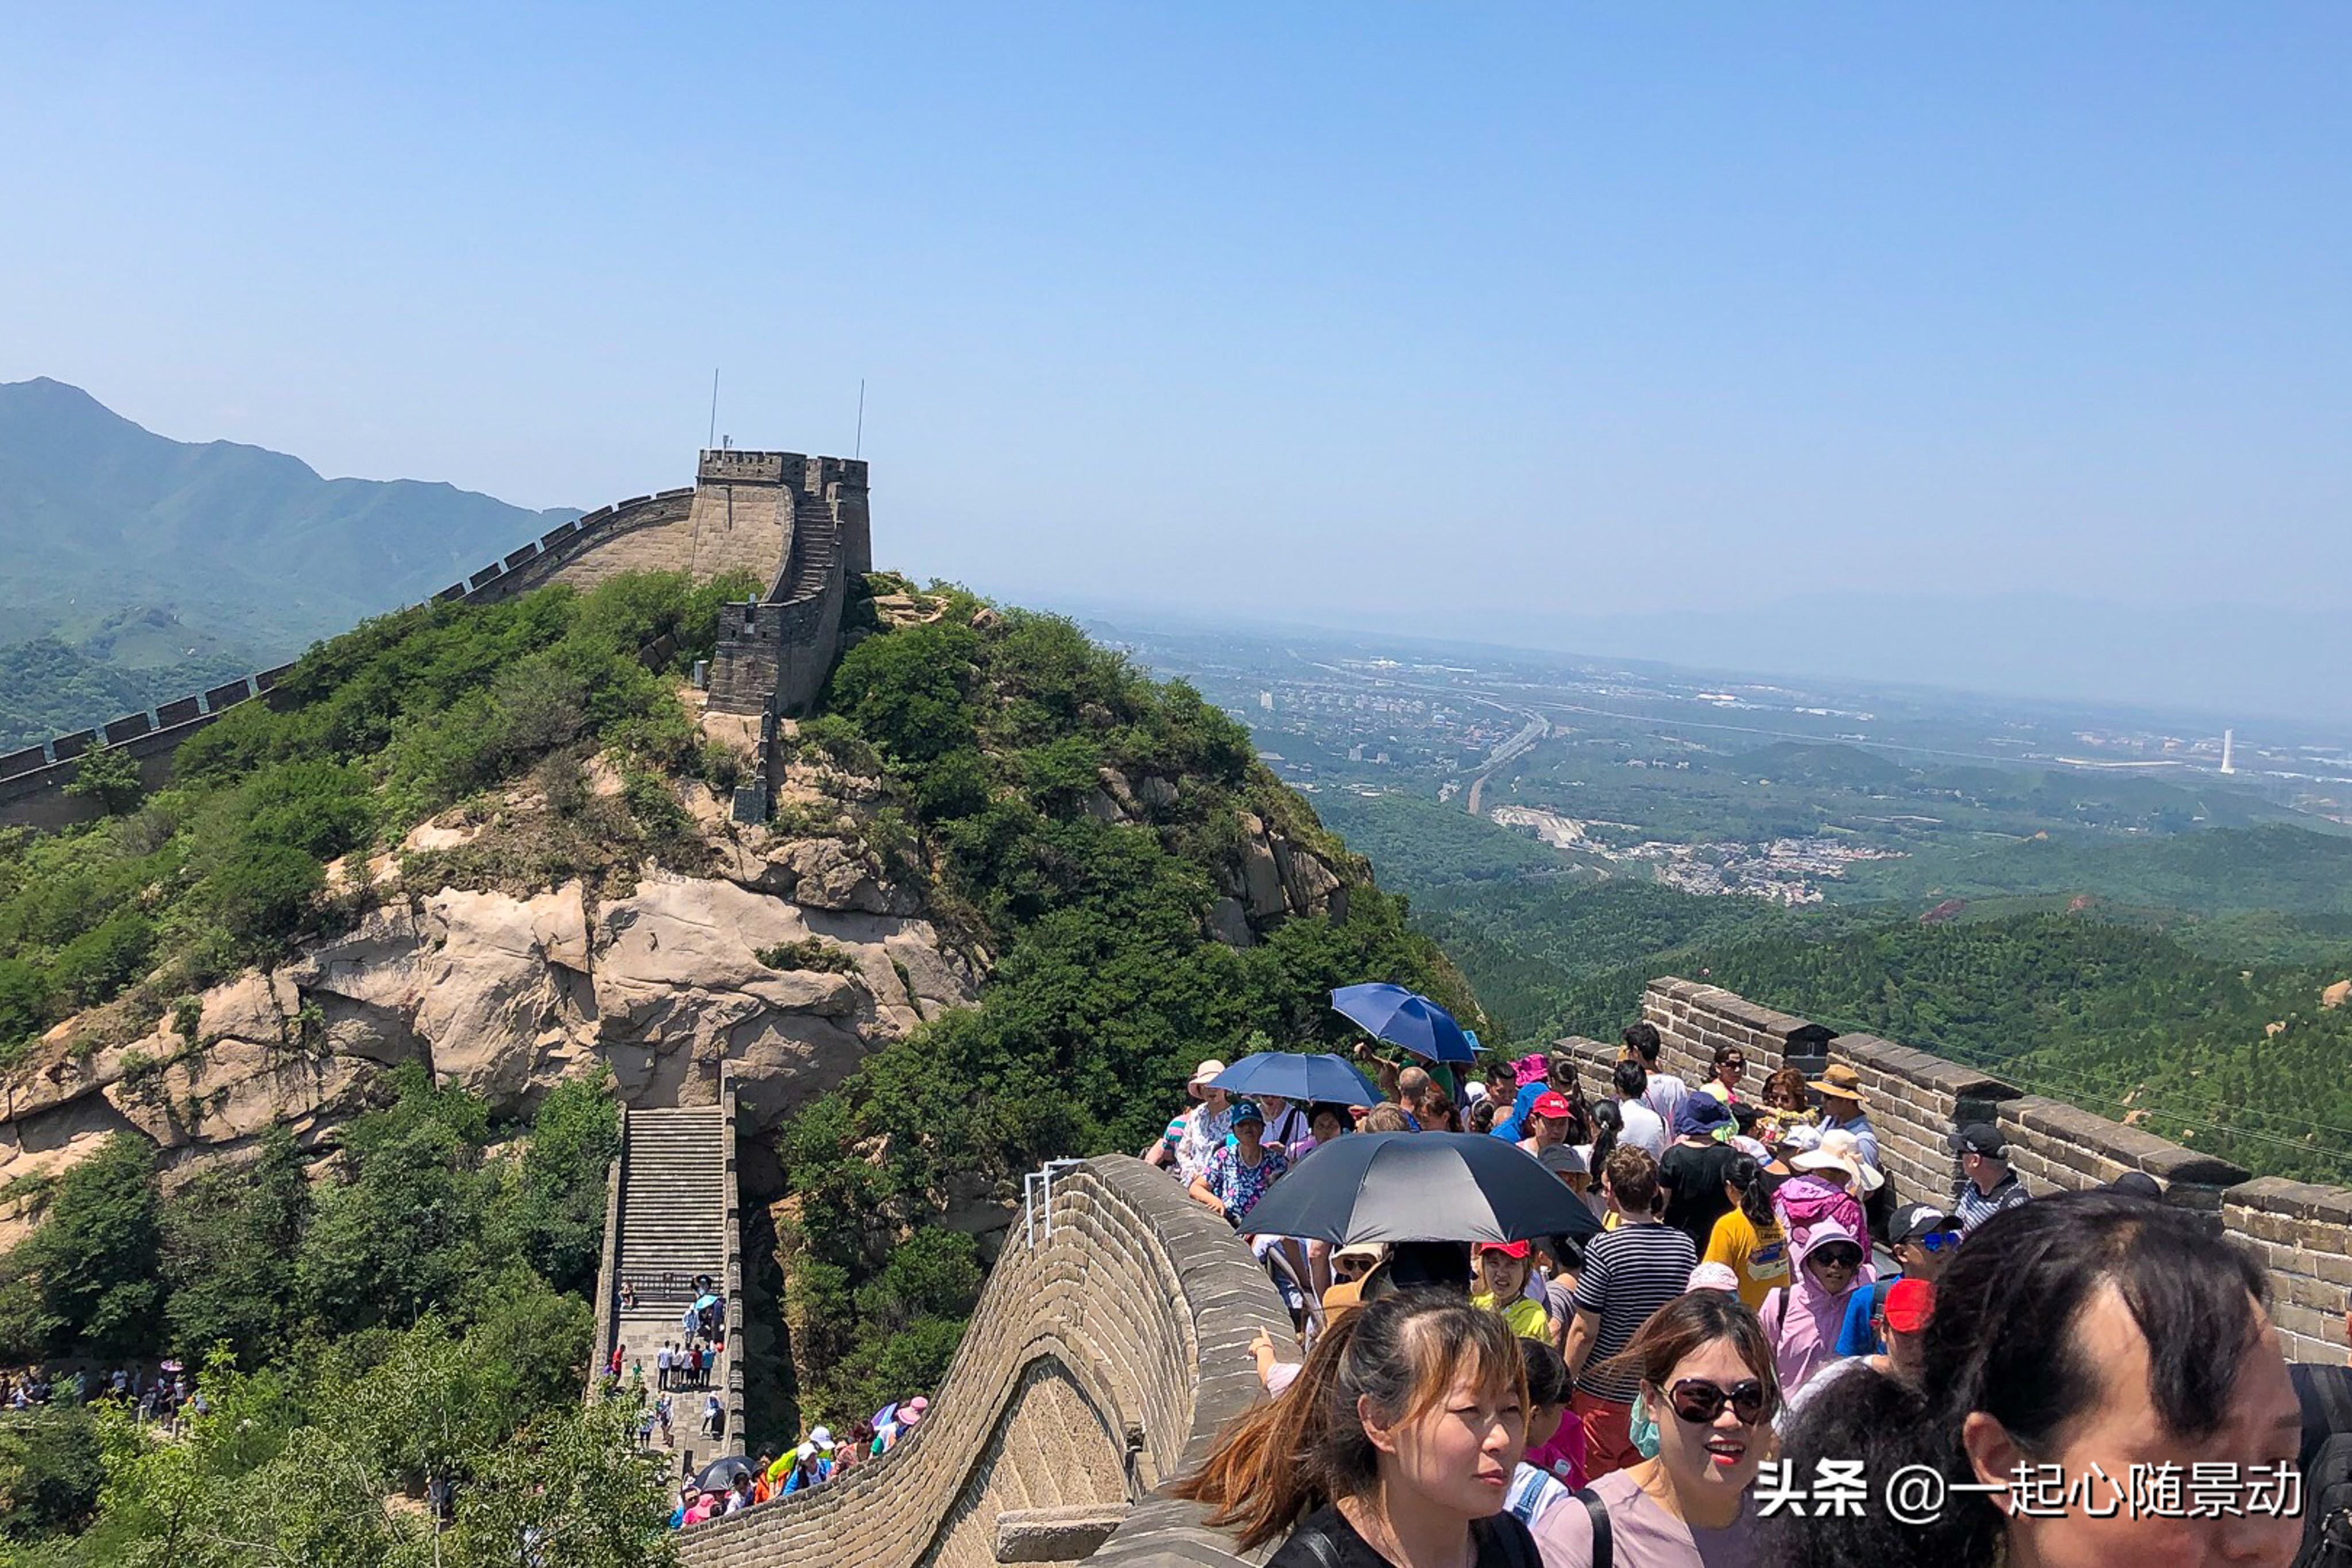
[1211,1052,1383,1106]
[1330,983,1476,1064]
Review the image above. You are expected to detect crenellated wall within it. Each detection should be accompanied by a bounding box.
[675,1157,1284,1568]
[1,448,871,831]
[1562,978,2352,1366]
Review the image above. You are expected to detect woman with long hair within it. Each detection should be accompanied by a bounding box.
[1765,1191,2303,1568]
[1535,1287,1781,1566]
[1170,1288,1542,1565]
[1577,1102,1624,1225]
[1702,1153,1792,1312]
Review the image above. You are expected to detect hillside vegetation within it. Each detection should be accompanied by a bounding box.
[0,568,1471,1545]
[764,601,1469,1431]
[1332,795,2352,1186]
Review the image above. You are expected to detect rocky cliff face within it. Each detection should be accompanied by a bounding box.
[0,752,1353,1246]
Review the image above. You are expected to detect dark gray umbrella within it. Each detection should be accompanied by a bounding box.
[690,1454,755,1492]
[1243,1131,1603,1245]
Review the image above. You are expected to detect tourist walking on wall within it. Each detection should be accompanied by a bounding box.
[1702,1155,1791,1312]
[1948,1123,2028,1233]
[1833,1202,1958,1357]
[1614,1060,1670,1159]
[1658,1095,1740,1252]
[1758,1218,1872,1397]
[1700,1044,1748,1106]
[1564,1148,1698,1476]
[1190,1099,1291,1245]
[1170,1289,1542,1566]
[1808,1066,1878,1173]
[1147,1059,1233,1184]
[1622,1023,1691,1129]
[1761,1192,2301,1568]
[1533,1288,1780,1568]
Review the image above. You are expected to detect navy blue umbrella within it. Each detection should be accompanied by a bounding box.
[1241,1132,1602,1245]
[1211,1052,1384,1106]
[1329,983,1476,1064]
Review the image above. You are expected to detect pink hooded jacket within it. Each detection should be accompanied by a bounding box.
[1771,1172,1864,1256]
[1760,1217,1873,1398]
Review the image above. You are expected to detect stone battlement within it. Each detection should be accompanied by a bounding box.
[1558,977,2352,1364]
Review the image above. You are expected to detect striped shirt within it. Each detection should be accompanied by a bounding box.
[1953,1170,2029,1233]
[1569,1222,1697,1404]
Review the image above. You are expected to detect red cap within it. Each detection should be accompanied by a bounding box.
[1883,1277,1935,1333]
[1477,1239,1532,1259]
[1531,1091,1572,1120]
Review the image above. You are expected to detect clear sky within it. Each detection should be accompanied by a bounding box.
[4,3,2347,690]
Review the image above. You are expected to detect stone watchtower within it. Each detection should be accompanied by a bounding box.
[697,449,870,719]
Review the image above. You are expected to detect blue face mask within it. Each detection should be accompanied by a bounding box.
[1628,1387,1662,1459]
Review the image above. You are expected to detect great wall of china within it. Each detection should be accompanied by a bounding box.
[0,448,870,831]
[665,975,2352,1568]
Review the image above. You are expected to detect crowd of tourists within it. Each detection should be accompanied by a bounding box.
[1151,1023,2351,1568]
[0,1364,207,1431]
[667,1395,933,1527]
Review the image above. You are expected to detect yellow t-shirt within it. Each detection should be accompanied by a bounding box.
[1472,1289,1552,1340]
[1703,1207,1791,1311]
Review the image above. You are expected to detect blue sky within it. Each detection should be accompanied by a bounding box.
[3,3,2347,706]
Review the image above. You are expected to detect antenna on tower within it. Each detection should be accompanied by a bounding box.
[707,370,719,451]
[855,378,866,459]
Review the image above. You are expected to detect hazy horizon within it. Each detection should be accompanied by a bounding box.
[5,4,2347,717]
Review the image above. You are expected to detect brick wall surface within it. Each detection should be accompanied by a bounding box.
[675,1157,1286,1568]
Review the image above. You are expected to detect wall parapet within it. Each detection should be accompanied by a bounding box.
[1614,976,2352,1366]
[675,1156,1284,1568]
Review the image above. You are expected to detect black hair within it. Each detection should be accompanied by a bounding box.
[1622,1021,1662,1064]
[1305,1101,1351,1133]
[1762,1191,2273,1568]
[1724,1153,1775,1229]
[1518,1334,1570,1409]
[1612,1058,1647,1099]
[1467,1099,1498,1135]
[1586,1099,1623,1175]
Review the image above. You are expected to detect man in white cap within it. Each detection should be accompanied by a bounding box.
[1143,1058,1232,1186]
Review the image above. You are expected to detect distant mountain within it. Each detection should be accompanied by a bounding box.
[0,377,579,657]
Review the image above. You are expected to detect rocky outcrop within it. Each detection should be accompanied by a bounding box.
[0,826,981,1240]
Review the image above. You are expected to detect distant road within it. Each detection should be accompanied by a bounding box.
[1465,714,1550,815]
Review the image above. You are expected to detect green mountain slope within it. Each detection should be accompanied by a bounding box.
[0,377,579,714]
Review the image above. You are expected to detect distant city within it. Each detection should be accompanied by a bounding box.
[1087,613,2352,907]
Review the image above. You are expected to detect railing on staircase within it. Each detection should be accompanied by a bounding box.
[586,1101,629,1406]
[718,1066,748,1453]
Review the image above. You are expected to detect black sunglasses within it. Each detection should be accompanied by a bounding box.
[1811,1246,1864,1269]
[1666,1377,1771,1426]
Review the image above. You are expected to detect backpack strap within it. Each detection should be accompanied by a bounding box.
[1486,1509,1545,1568]
[1572,1487,1613,1568]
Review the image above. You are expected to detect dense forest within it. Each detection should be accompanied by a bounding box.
[0,1072,660,1565]
[1327,794,2352,1187]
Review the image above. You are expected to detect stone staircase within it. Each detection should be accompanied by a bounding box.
[780,494,841,604]
[610,1106,733,1480]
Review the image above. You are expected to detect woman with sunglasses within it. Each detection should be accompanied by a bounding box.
[1701,1046,1747,1106]
[1759,1219,1872,1398]
[1533,1288,1779,1566]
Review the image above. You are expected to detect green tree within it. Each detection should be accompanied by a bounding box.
[161,1127,310,1361]
[29,1135,162,1360]
[63,745,144,815]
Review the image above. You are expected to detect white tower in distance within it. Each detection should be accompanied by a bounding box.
[2220,729,2236,775]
